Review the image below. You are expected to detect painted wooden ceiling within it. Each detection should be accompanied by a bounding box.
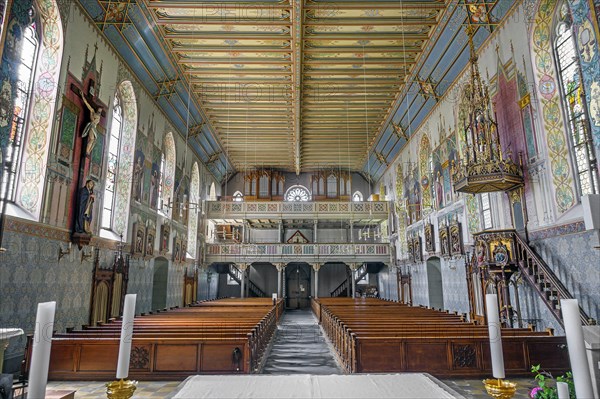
[78,0,515,183]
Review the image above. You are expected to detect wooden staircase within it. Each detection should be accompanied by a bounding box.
[477,230,595,327]
[330,264,370,297]
[228,264,267,297]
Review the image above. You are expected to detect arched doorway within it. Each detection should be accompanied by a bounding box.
[426,257,444,309]
[152,258,169,311]
[285,263,311,309]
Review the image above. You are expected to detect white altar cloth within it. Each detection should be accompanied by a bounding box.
[171,373,464,399]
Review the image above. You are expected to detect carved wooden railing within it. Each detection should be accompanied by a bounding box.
[476,230,595,327]
[511,232,594,326]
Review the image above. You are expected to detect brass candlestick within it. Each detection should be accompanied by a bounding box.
[483,378,517,399]
[106,379,137,399]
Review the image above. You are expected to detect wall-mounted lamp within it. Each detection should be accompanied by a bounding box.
[58,242,72,262]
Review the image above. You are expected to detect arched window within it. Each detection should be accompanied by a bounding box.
[101,95,122,230]
[553,2,598,196]
[187,163,200,259]
[233,191,243,202]
[0,18,39,205]
[2,0,64,220]
[100,81,137,236]
[160,132,176,217]
[285,185,311,202]
[352,191,363,202]
[209,182,216,201]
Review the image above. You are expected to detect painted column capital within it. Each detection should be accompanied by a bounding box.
[238,263,249,271]
[312,263,321,272]
[349,263,360,271]
[275,263,286,272]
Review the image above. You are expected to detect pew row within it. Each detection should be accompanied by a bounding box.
[32,298,283,380]
[313,298,570,377]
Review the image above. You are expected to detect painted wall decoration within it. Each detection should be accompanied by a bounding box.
[419,134,433,212]
[132,148,145,203]
[131,222,145,256]
[531,0,575,213]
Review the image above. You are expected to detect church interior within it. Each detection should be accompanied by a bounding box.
[0,0,599,398]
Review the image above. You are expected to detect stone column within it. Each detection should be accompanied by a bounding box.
[278,221,284,243]
[238,263,249,299]
[349,263,359,298]
[312,263,322,298]
[349,221,354,243]
[276,263,286,298]
[313,220,318,243]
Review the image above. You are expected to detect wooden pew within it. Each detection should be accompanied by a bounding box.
[33,298,283,380]
[313,298,570,377]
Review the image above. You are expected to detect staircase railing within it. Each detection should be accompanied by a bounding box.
[511,231,594,326]
[331,279,349,297]
[228,264,267,298]
[355,264,368,282]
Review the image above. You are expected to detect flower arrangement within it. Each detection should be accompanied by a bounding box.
[530,364,575,399]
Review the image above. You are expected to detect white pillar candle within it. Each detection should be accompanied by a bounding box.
[485,294,505,379]
[560,299,594,399]
[28,301,56,399]
[556,382,569,399]
[116,294,137,379]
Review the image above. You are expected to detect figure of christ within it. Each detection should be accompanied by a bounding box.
[78,88,103,157]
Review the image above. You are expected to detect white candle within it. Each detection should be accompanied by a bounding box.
[560,299,594,399]
[116,294,137,379]
[556,382,569,399]
[28,301,56,399]
[485,294,505,378]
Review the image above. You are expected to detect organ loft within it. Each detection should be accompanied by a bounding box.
[0,0,598,398]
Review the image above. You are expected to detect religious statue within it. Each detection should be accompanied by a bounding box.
[150,169,159,209]
[132,156,144,202]
[435,171,444,209]
[75,179,95,234]
[78,88,102,157]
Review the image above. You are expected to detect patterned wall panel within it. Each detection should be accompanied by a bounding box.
[530,0,576,213]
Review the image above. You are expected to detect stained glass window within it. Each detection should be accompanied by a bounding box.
[0,19,39,204]
[554,3,598,196]
[480,193,493,230]
[285,185,310,202]
[101,95,122,230]
[233,191,243,202]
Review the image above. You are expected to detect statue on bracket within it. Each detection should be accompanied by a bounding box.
[78,87,103,157]
[75,179,95,235]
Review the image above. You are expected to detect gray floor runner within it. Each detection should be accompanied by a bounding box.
[261,309,342,375]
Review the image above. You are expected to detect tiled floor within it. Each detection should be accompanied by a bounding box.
[441,378,538,399]
[45,380,182,398]
[43,377,538,398]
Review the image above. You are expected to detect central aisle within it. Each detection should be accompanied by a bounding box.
[261,309,342,374]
